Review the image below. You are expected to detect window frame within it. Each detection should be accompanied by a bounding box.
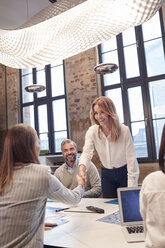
[20,63,69,155]
[99,9,165,163]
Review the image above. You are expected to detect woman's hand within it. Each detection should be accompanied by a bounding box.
[78,164,86,178]
[77,174,86,189]
[44,226,52,231]
[78,164,87,186]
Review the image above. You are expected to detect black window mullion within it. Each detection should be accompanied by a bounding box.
[159,8,165,58]
[63,61,69,139]
[45,64,54,153]
[141,81,156,161]
[117,33,126,81]
[45,65,50,98]
[34,100,39,135]
[117,34,131,127]
[19,70,23,122]
[122,86,131,128]
[136,25,148,79]
[48,99,54,154]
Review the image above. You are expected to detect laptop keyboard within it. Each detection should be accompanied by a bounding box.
[126,226,144,234]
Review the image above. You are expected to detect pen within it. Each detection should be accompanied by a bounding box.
[56,207,70,212]
[64,210,95,213]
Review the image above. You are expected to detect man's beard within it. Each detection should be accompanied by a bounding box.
[65,153,76,163]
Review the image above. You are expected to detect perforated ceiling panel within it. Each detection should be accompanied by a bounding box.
[0,0,163,69]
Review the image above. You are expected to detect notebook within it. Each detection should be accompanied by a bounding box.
[117,186,145,243]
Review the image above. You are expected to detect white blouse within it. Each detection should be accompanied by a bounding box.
[140,171,165,248]
[79,124,139,187]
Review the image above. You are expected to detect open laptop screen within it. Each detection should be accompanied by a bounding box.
[120,188,143,223]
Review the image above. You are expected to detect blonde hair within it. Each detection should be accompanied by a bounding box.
[90,96,121,141]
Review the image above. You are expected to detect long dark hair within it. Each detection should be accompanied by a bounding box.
[0,123,40,194]
[159,124,165,173]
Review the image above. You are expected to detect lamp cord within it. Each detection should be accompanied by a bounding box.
[26,0,29,21]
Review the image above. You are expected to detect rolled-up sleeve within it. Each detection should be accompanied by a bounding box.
[79,126,95,167]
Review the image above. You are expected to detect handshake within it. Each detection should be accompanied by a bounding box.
[77,164,87,189]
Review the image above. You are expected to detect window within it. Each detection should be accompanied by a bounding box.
[100,9,165,162]
[20,61,68,154]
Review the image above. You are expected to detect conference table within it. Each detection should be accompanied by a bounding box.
[44,198,145,248]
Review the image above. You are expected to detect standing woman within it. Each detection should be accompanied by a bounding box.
[0,123,85,248]
[79,96,139,198]
[140,124,165,248]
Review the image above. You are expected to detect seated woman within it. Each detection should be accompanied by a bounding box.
[0,123,85,248]
[140,124,165,248]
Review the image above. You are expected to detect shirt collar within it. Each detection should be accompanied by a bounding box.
[99,126,111,139]
[65,156,78,172]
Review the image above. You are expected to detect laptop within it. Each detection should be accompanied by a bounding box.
[117,186,145,243]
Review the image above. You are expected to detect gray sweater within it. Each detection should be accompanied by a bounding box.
[54,159,101,198]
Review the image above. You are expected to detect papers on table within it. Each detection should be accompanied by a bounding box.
[45,216,69,227]
[45,202,70,228]
[97,199,120,225]
[97,210,120,225]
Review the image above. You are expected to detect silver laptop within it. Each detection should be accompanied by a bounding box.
[117,186,145,243]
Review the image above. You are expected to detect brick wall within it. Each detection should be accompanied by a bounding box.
[0,65,20,130]
[65,48,98,150]
[64,48,102,170]
[0,64,20,161]
[139,163,160,184]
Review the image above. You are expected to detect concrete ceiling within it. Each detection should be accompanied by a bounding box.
[0,0,52,30]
